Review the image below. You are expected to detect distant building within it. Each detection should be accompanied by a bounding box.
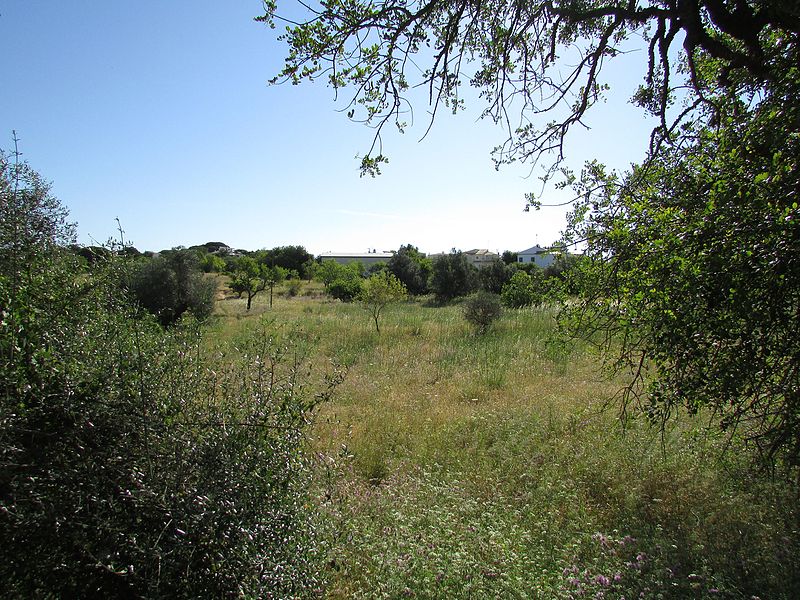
[318,251,394,266]
[427,248,500,269]
[517,245,555,268]
[464,249,500,268]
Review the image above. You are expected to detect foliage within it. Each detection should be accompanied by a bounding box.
[463,291,502,334]
[261,245,314,279]
[358,271,408,333]
[229,255,268,310]
[561,60,800,468]
[315,260,365,302]
[264,0,797,175]
[479,258,513,294]
[430,252,478,304]
[264,264,289,308]
[129,249,215,325]
[501,250,518,265]
[501,270,543,308]
[266,0,800,471]
[199,251,226,273]
[0,154,340,597]
[328,275,363,302]
[388,244,432,295]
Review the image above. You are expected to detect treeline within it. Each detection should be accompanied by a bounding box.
[313,244,582,307]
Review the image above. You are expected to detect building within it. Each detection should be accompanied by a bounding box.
[517,245,556,268]
[427,249,500,268]
[318,251,395,266]
[464,249,500,268]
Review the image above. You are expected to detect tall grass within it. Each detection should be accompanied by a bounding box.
[209,287,800,599]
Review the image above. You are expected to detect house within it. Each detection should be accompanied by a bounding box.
[517,245,556,268]
[463,249,500,268]
[428,249,500,268]
[318,250,395,266]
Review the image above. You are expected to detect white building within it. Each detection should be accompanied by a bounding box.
[517,245,555,268]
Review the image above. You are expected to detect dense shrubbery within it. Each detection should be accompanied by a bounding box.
[0,152,338,598]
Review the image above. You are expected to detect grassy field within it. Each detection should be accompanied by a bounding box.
[208,279,799,599]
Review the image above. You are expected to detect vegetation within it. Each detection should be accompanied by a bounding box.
[208,284,800,599]
[358,271,408,333]
[265,0,800,471]
[0,151,339,598]
[430,252,478,304]
[388,244,432,296]
[462,291,502,334]
[129,248,215,325]
[501,270,544,309]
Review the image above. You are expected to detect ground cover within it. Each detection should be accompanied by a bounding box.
[209,284,800,599]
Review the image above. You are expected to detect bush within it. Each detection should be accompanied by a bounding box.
[1,154,339,598]
[501,270,543,308]
[463,291,502,334]
[328,276,363,302]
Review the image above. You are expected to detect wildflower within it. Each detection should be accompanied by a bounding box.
[594,574,611,587]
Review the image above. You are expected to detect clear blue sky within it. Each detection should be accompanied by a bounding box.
[1,1,658,255]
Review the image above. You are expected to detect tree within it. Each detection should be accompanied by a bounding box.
[430,252,478,304]
[359,271,408,333]
[262,245,314,279]
[230,256,268,310]
[501,251,518,265]
[264,264,288,308]
[129,249,215,325]
[479,258,513,294]
[561,91,800,468]
[263,1,797,176]
[388,244,432,295]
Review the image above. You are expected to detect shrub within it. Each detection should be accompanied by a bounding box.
[501,270,543,308]
[463,291,502,334]
[328,276,363,302]
[1,153,339,598]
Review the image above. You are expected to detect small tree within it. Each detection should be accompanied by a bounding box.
[229,256,267,310]
[264,265,288,308]
[479,258,513,294]
[129,249,215,325]
[388,244,432,295]
[359,272,407,333]
[463,291,502,334]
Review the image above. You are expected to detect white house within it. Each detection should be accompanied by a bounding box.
[318,251,395,266]
[517,245,555,268]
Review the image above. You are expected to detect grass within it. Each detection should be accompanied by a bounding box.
[207,281,800,599]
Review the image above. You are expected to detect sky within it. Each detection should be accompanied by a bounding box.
[1,1,659,256]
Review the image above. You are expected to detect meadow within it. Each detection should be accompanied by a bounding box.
[209,279,799,599]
